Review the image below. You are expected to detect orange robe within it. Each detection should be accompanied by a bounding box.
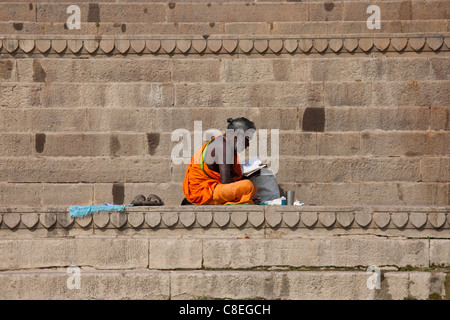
[182,137,257,205]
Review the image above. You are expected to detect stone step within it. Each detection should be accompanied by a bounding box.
[0,182,183,207]
[0,106,448,133]
[0,132,448,157]
[0,0,434,2]
[0,237,442,270]
[1,56,448,83]
[2,180,448,207]
[280,182,449,206]
[0,269,448,300]
[0,154,448,181]
[0,20,448,35]
[0,0,432,2]
[1,1,448,24]
[1,80,447,107]
[0,181,448,207]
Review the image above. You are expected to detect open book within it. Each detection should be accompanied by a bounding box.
[241,157,267,177]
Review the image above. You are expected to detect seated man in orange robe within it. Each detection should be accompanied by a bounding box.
[182,117,261,205]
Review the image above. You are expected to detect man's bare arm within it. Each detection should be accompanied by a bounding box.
[217,139,235,184]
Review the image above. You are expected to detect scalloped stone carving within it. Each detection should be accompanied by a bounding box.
[20,39,35,53]
[223,39,238,53]
[52,40,67,53]
[391,212,409,228]
[21,213,39,228]
[93,211,110,228]
[180,211,196,228]
[445,38,450,50]
[110,211,127,228]
[128,212,144,228]
[298,39,312,52]
[391,38,407,51]
[57,212,74,228]
[76,215,92,228]
[161,40,176,53]
[319,212,336,228]
[301,211,318,227]
[248,211,264,228]
[192,39,206,53]
[374,38,390,51]
[1,35,443,58]
[355,210,372,227]
[4,39,19,53]
[231,211,247,227]
[84,40,99,53]
[254,39,268,53]
[207,39,222,53]
[239,40,253,53]
[214,211,230,227]
[410,212,427,229]
[427,37,443,51]
[337,211,354,228]
[146,40,161,53]
[284,39,298,53]
[3,213,20,229]
[131,40,146,53]
[68,40,83,53]
[373,212,390,229]
[314,39,328,53]
[161,211,178,227]
[40,212,56,229]
[36,40,51,53]
[269,39,283,53]
[329,39,343,52]
[358,38,373,52]
[266,209,282,227]
[100,39,114,54]
[197,211,213,227]
[283,211,300,228]
[428,212,446,229]
[343,38,358,52]
[409,38,425,51]
[177,39,191,53]
[116,40,130,54]
[145,211,161,228]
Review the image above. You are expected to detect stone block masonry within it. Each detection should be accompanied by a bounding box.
[0,53,449,206]
[0,205,449,300]
[0,0,449,300]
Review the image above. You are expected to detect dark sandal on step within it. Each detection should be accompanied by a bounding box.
[131,194,164,206]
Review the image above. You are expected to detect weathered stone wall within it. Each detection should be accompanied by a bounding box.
[0,1,449,300]
[0,0,449,206]
[0,206,449,299]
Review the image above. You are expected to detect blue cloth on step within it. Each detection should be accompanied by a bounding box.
[69,204,133,217]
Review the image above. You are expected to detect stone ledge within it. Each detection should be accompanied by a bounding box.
[2,237,447,271]
[0,269,448,300]
[0,206,448,234]
[0,33,448,55]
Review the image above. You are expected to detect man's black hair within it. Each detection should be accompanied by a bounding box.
[226,117,256,131]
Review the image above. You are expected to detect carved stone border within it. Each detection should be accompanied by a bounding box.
[0,34,448,55]
[0,206,448,231]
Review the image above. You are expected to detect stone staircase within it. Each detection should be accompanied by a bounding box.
[0,0,449,299]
